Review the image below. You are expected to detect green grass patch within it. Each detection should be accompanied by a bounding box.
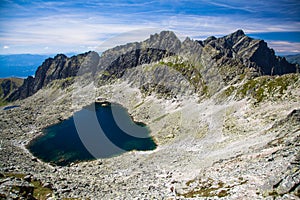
[0,100,8,107]
[236,74,299,103]
[224,86,235,97]
[158,56,207,95]
[2,173,53,200]
[32,180,52,200]
[180,180,229,198]
[4,173,26,179]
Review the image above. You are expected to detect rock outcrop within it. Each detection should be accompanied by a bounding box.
[0,78,23,104]
[198,30,297,75]
[98,31,181,70]
[8,51,100,101]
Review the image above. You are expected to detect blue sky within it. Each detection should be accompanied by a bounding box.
[0,0,299,55]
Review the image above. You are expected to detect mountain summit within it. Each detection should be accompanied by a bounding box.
[5,30,299,101]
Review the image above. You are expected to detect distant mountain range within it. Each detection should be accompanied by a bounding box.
[0,54,50,78]
[0,53,79,78]
[285,54,300,65]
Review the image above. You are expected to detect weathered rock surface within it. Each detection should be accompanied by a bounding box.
[8,51,100,101]
[100,48,175,81]
[0,176,35,199]
[0,78,23,103]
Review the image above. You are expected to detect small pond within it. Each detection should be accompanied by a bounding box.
[3,105,20,110]
[27,102,157,166]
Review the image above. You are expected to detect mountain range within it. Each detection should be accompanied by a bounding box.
[285,53,300,65]
[0,54,50,78]
[0,30,300,199]
[1,29,298,103]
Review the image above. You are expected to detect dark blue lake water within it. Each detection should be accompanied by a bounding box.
[27,102,156,166]
[3,105,20,110]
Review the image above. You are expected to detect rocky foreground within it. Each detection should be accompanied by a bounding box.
[0,30,300,199]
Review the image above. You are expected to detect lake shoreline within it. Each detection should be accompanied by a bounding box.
[26,101,157,166]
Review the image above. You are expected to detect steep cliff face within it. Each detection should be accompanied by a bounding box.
[249,40,295,75]
[8,51,100,101]
[0,78,24,104]
[199,30,297,75]
[98,31,181,71]
[101,48,175,80]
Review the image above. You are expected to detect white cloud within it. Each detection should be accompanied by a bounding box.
[267,41,300,55]
[3,45,9,49]
[206,1,256,13]
[0,3,299,54]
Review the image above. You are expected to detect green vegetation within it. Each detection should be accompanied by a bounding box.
[4,172,26,179]
[3,173,53,199]
[224,86,235,97]
[101,70,111,77]
[158,56,207,95]
[179,179,229,198]
[31,180,53,200]
[237,74,299,103]
[0,100,8,106]
[180,178,248,198]
[47,77,75,90]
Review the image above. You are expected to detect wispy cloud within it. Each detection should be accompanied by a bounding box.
[0,0,299,54]
[268,41,300,55]
[206,1,256,13]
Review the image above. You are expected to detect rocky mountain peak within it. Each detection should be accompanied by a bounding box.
[203,36,217,45]
[144,30,181,53]
[195,29,297,76]
[149,30,177,40]
[54,54,67,60]
[222,29,246,47]
[229,29,245,39]
[98,30,181,71]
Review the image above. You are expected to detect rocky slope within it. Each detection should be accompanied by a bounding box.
[0,78,23,105]
[285,53,300,65]
[202,30,297,75]
[1,30,299,199]
[7,51,100,101]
